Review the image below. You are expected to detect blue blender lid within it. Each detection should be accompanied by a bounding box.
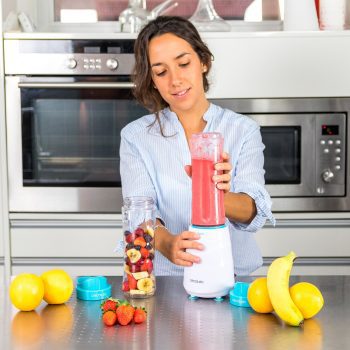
[76,276,112,301]
[229,282,251,308]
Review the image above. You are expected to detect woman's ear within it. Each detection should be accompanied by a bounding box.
[202,64,207,73]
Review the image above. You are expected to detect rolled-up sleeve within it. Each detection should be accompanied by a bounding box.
[120,128,163,221]
[231,122,276,232]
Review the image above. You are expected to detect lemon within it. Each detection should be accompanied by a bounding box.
[247,277,274,314]
[290,282,324,319]
[10,273,44,311]
[41,269,73,304]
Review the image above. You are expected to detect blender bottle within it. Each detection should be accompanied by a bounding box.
[122,196,156,298]
[183,132,234,299]
[190,132,225,226]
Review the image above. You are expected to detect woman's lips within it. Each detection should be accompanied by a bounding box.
[172,88,190,97]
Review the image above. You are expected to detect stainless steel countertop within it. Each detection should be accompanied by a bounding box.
[1,276,350,349]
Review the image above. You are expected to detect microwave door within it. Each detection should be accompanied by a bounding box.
[249,114,316,197]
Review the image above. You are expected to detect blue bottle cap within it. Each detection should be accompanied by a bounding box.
[76,276,112,301]
[229,282,251,308]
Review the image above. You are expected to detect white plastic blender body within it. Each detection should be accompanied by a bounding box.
[183,132,235,298]
[183,224,235,298]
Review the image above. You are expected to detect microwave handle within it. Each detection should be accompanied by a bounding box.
[18,81,135,89]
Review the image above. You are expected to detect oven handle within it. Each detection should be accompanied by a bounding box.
[18,82,135,89]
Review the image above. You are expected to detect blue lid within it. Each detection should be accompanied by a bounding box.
[76,276,112,301]
[229,282,251,308]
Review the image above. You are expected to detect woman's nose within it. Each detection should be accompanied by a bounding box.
[169,68,182,86]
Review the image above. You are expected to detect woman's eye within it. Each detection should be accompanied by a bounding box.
[179,62,190,68]
[155,70,166,77]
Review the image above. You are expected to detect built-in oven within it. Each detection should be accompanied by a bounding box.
[214,98,349,212]
[4,39,147,212]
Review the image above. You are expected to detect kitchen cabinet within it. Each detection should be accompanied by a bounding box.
[9,214,124,276]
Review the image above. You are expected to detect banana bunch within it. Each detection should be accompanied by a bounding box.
[267,251,304,327]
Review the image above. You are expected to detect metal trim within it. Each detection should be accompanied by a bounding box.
[10,220,123,229]
[264,219,350,228]
[11,257,124,266]
[263,257,350,266]
[18,82,135,89]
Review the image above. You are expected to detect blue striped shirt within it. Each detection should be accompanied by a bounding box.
[120,103,275,276]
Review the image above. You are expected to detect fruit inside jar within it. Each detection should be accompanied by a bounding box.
[122,225,156,298]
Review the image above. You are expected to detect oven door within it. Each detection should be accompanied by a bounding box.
[6,76,148,212]
[248,114,315,197]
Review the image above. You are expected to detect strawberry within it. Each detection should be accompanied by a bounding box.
[134,227,145,236]
[127,274,137,289]
[122,280,130,292]
[133,307,147,324]
[140,247,150,258]
[101,298,119,312]
[140,258,153,274]
[102,310,117,326]
[116,304,135,326]
[134,237,147,248]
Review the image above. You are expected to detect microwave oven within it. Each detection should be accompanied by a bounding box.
[214,98,349,212]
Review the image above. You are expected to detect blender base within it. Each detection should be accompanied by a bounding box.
[183,224,235,299]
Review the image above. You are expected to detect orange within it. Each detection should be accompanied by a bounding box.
[41,269,74,304]
[9,273,44,311]
[289,282,324,319]
[247,277,274,313]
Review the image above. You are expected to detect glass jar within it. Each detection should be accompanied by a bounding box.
[121,196,156,298]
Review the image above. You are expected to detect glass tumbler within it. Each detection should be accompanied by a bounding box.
[122,196,156,298]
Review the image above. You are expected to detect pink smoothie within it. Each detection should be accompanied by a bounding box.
[191,158,225,226]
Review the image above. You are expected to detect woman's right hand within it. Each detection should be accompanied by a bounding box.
[167,231,204,267]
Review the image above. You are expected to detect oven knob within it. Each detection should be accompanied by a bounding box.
[106,58,118,70]
[66,58,77,69]
[322,169,334,183]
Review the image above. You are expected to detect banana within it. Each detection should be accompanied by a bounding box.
[267,251,304,327]
[137,277,154,293]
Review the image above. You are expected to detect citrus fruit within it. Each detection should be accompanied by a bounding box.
[9,273,44,311]
[41,269,73,304]
[247,277,274,313]
[289,282,324,319]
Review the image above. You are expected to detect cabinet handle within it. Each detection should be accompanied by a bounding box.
[10,220,123,229]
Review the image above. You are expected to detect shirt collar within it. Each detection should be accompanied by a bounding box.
[162,103,215,123]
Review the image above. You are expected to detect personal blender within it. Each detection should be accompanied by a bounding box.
[183,132,235,300]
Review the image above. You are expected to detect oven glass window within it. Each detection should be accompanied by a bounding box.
[261,126,301,184]
[21,87,148,187]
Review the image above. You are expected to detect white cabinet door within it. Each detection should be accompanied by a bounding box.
[11,219,123,258]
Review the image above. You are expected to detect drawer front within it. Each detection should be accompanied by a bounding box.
[11,220,123,258]
[256,220,350,257]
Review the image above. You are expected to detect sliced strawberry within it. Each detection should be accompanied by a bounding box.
[140,258,153,274]
[140,247,150,258]
[134,237,147,248]
[127,274,137,290]
[122,280,130,292]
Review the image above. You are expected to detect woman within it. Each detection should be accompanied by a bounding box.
[120,16,275,276]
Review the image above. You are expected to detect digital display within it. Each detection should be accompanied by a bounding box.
[84,46,100,53]
[322,124,339,135]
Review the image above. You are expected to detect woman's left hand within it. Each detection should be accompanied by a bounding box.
[213,152,232,193]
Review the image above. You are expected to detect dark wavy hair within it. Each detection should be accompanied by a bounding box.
[133,16,213,116]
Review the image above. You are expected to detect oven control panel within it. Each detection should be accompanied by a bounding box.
[316,113,346,195]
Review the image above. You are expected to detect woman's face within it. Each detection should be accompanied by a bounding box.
[148,33,208,116]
